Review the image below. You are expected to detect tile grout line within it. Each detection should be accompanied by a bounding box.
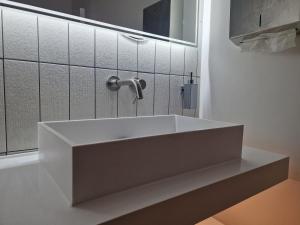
[0,57,199,77]
[136,39,138,116]
[195,46,200,118]
[37,16,41,123]
[116,32,119,117]
[193,47,198,117]
[168,43,171,115]
[153,40,157,116]
[1,9,8,155]
[68,22,71,120]
[6,148,38,155]
[94,28,97,119]
[182,46,186,116]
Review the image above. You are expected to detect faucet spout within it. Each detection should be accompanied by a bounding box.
[106,76,147,101]
[117,79,143,100]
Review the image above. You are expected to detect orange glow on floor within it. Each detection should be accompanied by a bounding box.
[196,179,300,225]
[196,218,224,225]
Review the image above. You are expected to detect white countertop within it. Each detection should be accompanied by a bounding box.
[0,147,288,225]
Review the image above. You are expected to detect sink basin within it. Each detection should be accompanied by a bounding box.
[38,115,243,205]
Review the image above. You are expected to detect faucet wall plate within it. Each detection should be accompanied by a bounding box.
[106,76,121,91]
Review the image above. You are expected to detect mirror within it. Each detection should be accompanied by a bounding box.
[8,0,198,44]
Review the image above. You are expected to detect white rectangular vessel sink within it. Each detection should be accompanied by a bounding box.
[38,115,243,205]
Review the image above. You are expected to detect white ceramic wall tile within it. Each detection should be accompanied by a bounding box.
[4,60,39,151]
[96,28,118,69]
[118,34,137,71]
[0,60,5,153]
[138,39,155,73]
[0,7,198,153]
[96,69,118,118]
[155,41,170,74]
[0,10,3,59]
[118,70,138,117]
[137,73,154,116]
[38,16,68,64]
[70,66,95,120]
[185,46,198,76]
[3,8,38,61]
[69,23,95,67]
[171,44,185,75]
[40,63,69,121]
[183,76,198,117]
[154,74,169,115]
[169,75,184,115]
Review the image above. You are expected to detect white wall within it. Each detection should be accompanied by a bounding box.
[201,0,300,180]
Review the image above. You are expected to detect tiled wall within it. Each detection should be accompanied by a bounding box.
[0,7,200,154]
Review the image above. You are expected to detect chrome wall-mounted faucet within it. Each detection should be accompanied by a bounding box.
[107,76,146,101]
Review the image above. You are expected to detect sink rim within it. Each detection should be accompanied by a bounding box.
[38,115,243,147]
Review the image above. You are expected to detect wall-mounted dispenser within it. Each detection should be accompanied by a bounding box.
[182,73,198,109]
[230,0,300,46]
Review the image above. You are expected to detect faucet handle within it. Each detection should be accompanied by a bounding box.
[107,76,120,91]
[135,78,147,90]
[140,79,146,90]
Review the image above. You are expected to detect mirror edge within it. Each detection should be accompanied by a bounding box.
[0,0,199,47]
